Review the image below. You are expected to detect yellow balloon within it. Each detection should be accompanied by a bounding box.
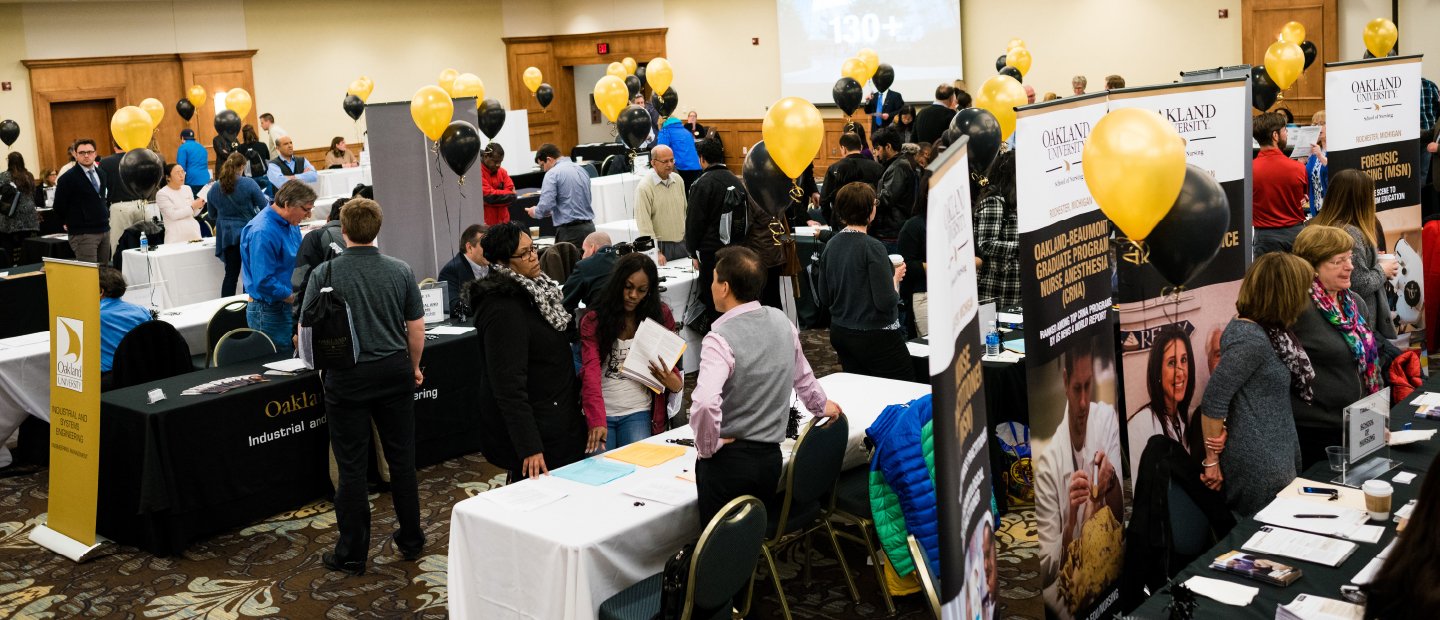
[347,78,372,103]
[1007,38,1027,50]
[761,97,825,180]
[646,57,674,98]
[622,57,637,76]
[225,88,252,119]
[186,85,207,108]
[111,106,153,152]
[857,48,880,83]
[1364,18,1398,59]
[1264,41,1305,90]
[607,62,627,80]
[450,73,485,106]
[358,76,374,99]
[841,57,868,85]
[139,98,165,129]
[1005,47,1033,77]
[1081,108,1187,241]
[594,75,628,122]
[973,75,1027,140]
[410,85,454,141]
[523,67,543,93]
[1279,21,1306,44]
[438,68,459,94]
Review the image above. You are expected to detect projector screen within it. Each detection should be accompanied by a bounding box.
[776,0,963,106]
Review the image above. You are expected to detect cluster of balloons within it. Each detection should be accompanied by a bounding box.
[108,104,167,201]
[1083,108,1229,287]
[212,88,253,142]
[994,38,1032,84]
[832,48,894,117]
[522,67,555,109]
[345,76,375,121]
[1249,21,1315,110]
[596,57,679,151]
[962,37,1032,154]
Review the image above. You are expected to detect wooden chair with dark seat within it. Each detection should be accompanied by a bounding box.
[597,495,768,620]
[205,300,249,366]
[211,328,276,367]
[109,320,195,390]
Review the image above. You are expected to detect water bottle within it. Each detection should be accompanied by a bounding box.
[985,320,1001,356]
[139,231,149,253]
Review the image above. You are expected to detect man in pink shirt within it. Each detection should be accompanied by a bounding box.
[689,246,843,525]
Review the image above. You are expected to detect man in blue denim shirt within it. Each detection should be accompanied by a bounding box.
[524,143,595,246]
[240,181,314,355]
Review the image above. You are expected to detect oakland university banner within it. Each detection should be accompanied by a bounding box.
[1015,94,1124,620]
[924,139,995,619]
[1326,55,1425,348]
[1106,79,1251,483]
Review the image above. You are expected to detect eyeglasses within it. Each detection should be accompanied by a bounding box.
[1325,255,1352,267]
[510,246,537,259]
[75,150,96,156]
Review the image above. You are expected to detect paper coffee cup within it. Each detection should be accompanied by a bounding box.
[1363,479,1394,521]
[888,254,904,270]
[529,226,540,239]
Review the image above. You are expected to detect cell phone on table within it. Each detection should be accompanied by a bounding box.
[1301,486,1340,500]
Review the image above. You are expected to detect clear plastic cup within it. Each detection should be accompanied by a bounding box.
[1326,446,1346,472]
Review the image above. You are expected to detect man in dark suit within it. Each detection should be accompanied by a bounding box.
[438,224,489,307]
[913,84,959,145]
[818,132,885,226]
[561,232,618,312]
[52,138,111,264]
[98,144,149,255]
[865,89,905,130]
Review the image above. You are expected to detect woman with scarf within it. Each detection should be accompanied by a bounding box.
[1290,225,1389,469]
[1308,169,1397,339]
[469,222,587,480]
[1197,253,1313,515]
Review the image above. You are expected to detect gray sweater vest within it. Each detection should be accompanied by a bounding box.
[712,305,796,444]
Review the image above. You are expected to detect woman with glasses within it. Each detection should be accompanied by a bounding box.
[469,222,587,480]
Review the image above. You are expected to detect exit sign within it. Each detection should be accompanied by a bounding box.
[597,42,609,54]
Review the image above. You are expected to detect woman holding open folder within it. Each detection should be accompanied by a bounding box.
[579,253,683,452]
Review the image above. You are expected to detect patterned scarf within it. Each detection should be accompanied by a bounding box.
[1309,278,1383,394]
[1264,326,1316,403]
[493,264,571,331]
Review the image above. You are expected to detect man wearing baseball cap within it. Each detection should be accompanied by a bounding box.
[176,128,211,197]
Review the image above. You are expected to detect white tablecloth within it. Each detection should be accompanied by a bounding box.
[315,166,371,199]
[0,294,247,465]
[121,238,237,309]
[446,373,931,620]
[595,219,640,245]
[655,260,701,373]
[590,173,642,226]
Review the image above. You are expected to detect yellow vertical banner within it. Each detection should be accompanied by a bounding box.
[41,259,102,550]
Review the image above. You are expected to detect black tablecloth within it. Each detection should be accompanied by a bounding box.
[509,189,554,237]
[20,236,73,265]
[1130,383,1440,618]
[511,170,544,191]
[571,143,628,166]
[0,263,48,339]
[97,329,482,555]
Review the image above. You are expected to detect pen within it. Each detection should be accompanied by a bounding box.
[1293,514,1339,518]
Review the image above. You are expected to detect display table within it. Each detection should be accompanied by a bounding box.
[571,143,628,165]
[19,235,73,264]
[1130,383,1440,618]
[121,238,237,309]
[591,173,642,225]
[655,259,702,373]
[446,373,931,620]
[595,219,641,244]
[0,263,47,339]
[95,327,482,555]
[315,166,371,199]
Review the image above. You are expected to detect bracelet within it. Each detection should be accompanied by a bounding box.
[1201,461,1218,468]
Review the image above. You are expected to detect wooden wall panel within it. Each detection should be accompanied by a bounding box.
[180,51,259,163]
[1241,0,1337,121]
[701,116,874,178]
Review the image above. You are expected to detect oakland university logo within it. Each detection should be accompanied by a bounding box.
[55,317,84,392]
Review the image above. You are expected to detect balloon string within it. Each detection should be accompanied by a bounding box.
[788,179,803,203]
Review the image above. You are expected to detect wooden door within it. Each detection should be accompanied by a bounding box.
[1242,0,1338,122]
[48,99,112,170]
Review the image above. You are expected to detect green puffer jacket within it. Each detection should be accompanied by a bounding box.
[867,399,937,577]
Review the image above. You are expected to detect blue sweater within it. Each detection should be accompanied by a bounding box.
[208,177,269,257]
[176,139,211,186]
[656,117,701,171]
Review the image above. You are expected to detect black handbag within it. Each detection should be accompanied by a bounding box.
[653,543,693,620]
[298,263,358,370]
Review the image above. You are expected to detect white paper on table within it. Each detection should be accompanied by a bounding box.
[1388,429,1436,445]
[262,358,309,372]
[426,325,476,335]
[1277,593,1363,620]
[1350,540,1396,586]
[1181,576,1257,606]
[1242,526,1358,567]
[623,478,697,506]
[1393,471,1417,485]
[1410,392,1440,406]
[480,482,568,512]
[1253,498,1376,541]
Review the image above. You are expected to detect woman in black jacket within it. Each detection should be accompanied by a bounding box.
[468,222,587,480]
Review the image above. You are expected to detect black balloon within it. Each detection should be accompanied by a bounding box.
[635,65,646,84]
[617,105,651,150]
[343,94,364,121]
[175,99,195,122]
[478,99,506,139]
[998,66,1023,83]
[119,148,165,201]
[1145,164,1230,287]
[652,88,678,117]
[624,75,642,101]
[536,83,555,109]
[1250,65,1279,111]
[995,54,1008,72]
[742,141,796,218]
[949,107,1002,172]
[439,121,481,176]
[1300,40,1319,70]
[832,78,863,115]
[214,109,241,139]
[0,119,17,147]
[872,63,895,91]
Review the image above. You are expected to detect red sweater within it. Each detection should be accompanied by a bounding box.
[1252,148,1307,229]
[481,164,514,199]
[578,305,681,435]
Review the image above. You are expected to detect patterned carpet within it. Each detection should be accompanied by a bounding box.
[0,329,1043,619]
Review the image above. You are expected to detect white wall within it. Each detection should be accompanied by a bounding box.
[21,1,247,59]
[0,5,36,167]
[573,64,613,144]
[663,0,782,119]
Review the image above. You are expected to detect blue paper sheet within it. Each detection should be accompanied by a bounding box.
[551,457,637,486]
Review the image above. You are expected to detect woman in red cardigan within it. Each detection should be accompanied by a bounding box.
[578,253,684,452]
[480,143,516,225]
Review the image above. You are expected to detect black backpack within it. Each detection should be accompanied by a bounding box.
[717,182,749,246]
[653,543,693,620]
[298,262,358,370]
